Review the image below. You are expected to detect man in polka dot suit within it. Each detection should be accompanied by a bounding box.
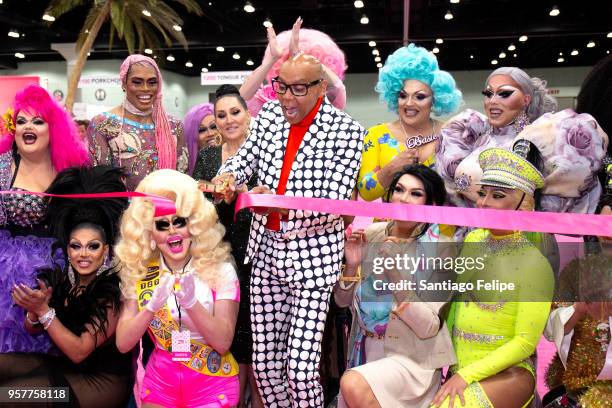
[215,54,364,407]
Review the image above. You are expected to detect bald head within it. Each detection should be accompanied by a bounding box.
[281,53,324,77]
[276,53,327,124]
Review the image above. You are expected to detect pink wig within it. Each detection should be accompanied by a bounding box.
[263,28,347,83]
[120,55,176,170]
[0,84,89,171]
[246,28,347,116]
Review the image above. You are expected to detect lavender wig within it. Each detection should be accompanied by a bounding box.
[0,84,89,171]
[183,103,214,175]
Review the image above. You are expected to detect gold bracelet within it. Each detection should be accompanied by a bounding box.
[339,265,361,282]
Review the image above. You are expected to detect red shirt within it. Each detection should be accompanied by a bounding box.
[266,96,323,231]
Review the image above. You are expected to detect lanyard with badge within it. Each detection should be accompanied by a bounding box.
[170,262,191,362]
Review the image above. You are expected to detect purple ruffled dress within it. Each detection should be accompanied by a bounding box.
[0,151,64,353]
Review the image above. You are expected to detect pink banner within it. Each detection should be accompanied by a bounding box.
[236,193,612,237]
[2,190,609,237]
[0,190,174,216]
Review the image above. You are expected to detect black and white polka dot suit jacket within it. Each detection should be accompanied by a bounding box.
[218,97,365,264]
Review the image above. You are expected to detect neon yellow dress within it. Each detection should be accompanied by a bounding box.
[357,123,435,201]
[442,229,555,407]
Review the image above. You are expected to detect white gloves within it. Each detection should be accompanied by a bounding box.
[145,273,174,313]
[175,272,198,309]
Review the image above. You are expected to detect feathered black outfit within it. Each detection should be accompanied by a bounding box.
[0,166,133,408]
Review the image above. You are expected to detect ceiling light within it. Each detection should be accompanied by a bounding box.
[246,59,254,66]
[432,47,440,54]
[42,13,55,22]
[608,51,610,54]
[508,44,516,51]
[263,19,272,28]
[142,9,151,17]
[549,6,560,16]
[360,15,369,24]
[608,32,612,38]
[519,35,528,42]
[8,30,19,38]
[491,59,498,65]
[571,49,579,56]
[85,29,89,33]
[216,46,225,52]
[444,10,453,20]
[208,63,212,67]
[15,52,25,59]
[513,53,517,57]
[559,52,563,56]
[499,52,506,58]
[450,0,460,3]
[372,49,379,55]
[436,38,444,44]
[233,53,240,60]
[173,24,182,32]
[587,40,596,48]
[243,2,255,13]
[376,63,382,68]
[368,41,376,47]
[557,57,565,63]
[144,48,153,54]
[166,54,175,62]
[354,0,364,8]
[202,67,208,72]
[185,61,193,68]
[469,54,474,59]
[153,55,157,59]
[374,56,381,62]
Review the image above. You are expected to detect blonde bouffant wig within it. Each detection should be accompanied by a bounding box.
[116,169,230,298]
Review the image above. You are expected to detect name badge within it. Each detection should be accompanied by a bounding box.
[171,330,191,361]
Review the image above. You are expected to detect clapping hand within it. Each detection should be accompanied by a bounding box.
[145,273,174,313]
[175,273,197,309]
[267,26,284,61]
[12,279,53,316]
[289,17,303,56]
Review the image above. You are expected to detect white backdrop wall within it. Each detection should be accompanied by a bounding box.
[2,60,592,127]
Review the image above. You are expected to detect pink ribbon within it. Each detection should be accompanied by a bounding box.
[0,191,176,217]
[236,193,612,237]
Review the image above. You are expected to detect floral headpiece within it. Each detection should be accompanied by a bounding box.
[0,107,15,135]
[478,148,544,195]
